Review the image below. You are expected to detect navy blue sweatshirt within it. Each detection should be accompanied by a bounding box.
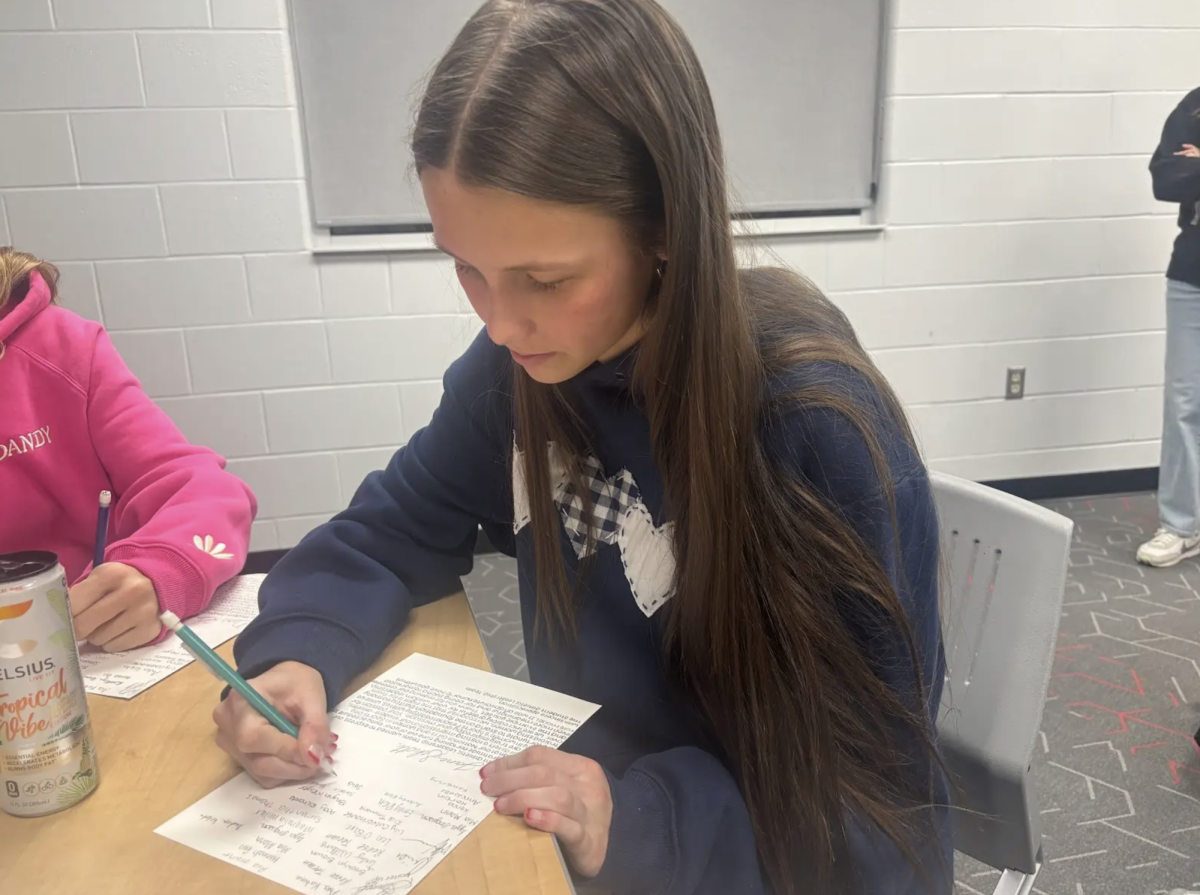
[1152,86,1200,289]
[234,330,951,895]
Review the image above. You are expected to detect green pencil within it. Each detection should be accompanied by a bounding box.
[160,610,336,776]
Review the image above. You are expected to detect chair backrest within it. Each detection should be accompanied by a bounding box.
[931,472,1073,874]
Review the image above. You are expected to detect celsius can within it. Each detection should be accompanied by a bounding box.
[0,551,99,816]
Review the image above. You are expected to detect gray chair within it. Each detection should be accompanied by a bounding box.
[931,472,1074,895]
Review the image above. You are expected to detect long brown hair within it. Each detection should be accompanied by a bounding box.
[0,247,59,313]
[413,2,943,891]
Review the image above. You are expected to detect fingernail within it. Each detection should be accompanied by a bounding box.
[329,742,338,753]
[307,746,324,766]
[526,809,540,823]
[331,733,339,741]
[480,762,495,778]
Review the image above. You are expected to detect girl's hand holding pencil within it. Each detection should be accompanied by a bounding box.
[206,657,337,787]
[71,562,161,650]
[69,490,163,652]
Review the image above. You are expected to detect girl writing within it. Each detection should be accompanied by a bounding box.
[0,249,257,650]
[215,2,951,892]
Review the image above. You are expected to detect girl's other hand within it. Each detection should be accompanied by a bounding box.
[211,661,335,788]
[481,746,613,878]
[70,562,161,651]
[1174,143,1200,157]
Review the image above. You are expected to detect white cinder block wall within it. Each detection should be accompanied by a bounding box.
[0,0,475,553]
[0,0,1195,552]
[851,0,1199,486]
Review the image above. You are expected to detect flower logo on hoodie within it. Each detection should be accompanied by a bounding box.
[193,534,234,560]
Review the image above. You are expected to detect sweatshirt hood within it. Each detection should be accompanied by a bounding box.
[0,270,53,344]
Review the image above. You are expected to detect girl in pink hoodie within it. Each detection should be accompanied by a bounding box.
[0,248,257,650]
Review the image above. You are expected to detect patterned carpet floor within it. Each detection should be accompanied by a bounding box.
[462,493,1200,894]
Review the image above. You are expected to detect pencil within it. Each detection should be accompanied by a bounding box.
[93,490,111,570]
[159,610,337,776]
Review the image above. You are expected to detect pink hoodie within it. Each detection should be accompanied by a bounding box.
[0,271,256,631]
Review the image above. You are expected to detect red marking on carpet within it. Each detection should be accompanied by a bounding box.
[1053,668,1144,696]
[1170,760,1200,786]
[1069,703,1200,758]
[1054,644,1093,665]
[1131,742,1168,755]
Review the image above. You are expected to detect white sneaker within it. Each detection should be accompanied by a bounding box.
[1137,529,1200,567]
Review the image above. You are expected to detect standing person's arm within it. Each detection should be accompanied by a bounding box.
[1150,91,1200,203]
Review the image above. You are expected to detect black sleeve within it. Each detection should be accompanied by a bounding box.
[1150,89,1200,204]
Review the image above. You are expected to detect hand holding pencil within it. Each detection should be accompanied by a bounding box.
[71,563,160,650]
[200,642,339,787]
[70,490,164,651]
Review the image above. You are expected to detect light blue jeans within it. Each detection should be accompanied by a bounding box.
[1159,278,1200,536]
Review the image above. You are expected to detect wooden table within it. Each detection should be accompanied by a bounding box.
[1,594,574,895]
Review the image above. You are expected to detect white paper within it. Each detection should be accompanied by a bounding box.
[79,574,263,699]
[157,653,599,895]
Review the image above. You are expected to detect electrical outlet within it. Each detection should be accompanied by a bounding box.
[1006,367,1025,400]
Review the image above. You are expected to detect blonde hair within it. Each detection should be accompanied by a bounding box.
[0,247,59,313]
